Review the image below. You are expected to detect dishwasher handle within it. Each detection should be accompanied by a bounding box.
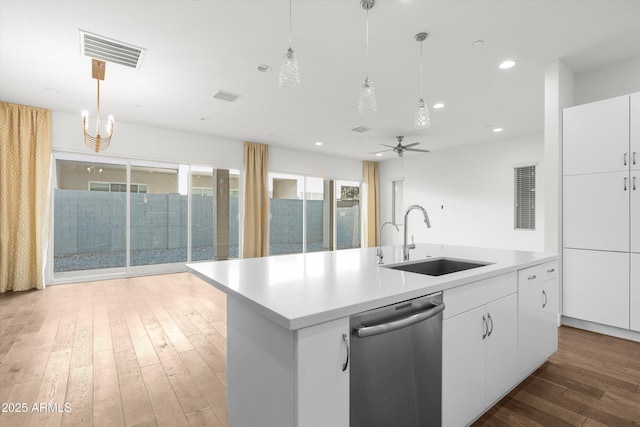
[353,302,445,338]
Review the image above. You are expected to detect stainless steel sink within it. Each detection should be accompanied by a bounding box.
[385,257,492,276]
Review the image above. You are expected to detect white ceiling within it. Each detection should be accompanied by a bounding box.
[2,0,640,160]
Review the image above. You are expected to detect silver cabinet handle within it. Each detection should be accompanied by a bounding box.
[625,176,628,191]
[487,313,494,337]
[634,151,637,166]
[528,275,536,280]
[353,302,445,338]
[482,315,488,340]
[624,152,628,166]
[542,290,548,308]
[342,333,349,371]
[634,176,637,191]
[546,268,555,273]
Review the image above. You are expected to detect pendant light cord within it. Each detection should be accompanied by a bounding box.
[288,0,293,47]
[365,8,369,78]
[419,39,423,98]
[96,66,101,135]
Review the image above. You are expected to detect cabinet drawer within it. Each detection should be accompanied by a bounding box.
[518,262,558,286]
[443,272,517,319]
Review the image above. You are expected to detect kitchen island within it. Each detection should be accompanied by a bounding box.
[187,243,558,427]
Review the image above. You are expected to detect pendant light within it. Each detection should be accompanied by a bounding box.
[358,0,376,114]
[279,0,300,90]
[414,32,431,129]
[82,59,114,153]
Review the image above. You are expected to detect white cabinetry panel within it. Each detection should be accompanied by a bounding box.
[485,293,518,406]
[632,253,640,332]
[631,172,640,253]
[563,95,629,176]
[631,93,640,171]
[563,172,629,252]
[518,262,559,374]
[296,318,349,427]
[563,249,629,329]
[442,305,486,427]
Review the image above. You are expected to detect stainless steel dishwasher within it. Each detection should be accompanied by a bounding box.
[350,292,445,427]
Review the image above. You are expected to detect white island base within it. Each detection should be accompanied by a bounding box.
[188,244,558,427]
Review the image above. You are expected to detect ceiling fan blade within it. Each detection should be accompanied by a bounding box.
[403,142,420,148]
[404,148,430,153]
[380,144,397,148]
[370,148,393,154]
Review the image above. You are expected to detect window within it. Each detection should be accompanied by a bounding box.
[514,165,536,230]
[52,152,239,281]
[336,180,361,249]
[269,173,304,255]
[89,181,148,193]
[391,179,404,225]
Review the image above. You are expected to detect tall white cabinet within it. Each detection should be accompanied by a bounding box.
[563,92,640,332]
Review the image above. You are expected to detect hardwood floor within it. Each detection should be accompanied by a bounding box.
[474,324,640,427]
[1,273,639,426]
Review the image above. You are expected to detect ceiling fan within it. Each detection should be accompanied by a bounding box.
[371,136,430,158]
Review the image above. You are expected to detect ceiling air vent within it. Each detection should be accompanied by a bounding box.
[79,29,146,69]
[351,126,371,133]
[213,90,241,103]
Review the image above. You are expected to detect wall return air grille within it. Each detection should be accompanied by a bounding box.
[79,29,146,69]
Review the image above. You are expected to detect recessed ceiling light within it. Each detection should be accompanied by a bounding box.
[433,103,445,109]
[315,142,323,146]
[472,40,484,46]
[499,60,516,69]
[493,127,503,133]
[257,64,272,73]
[375,153,383,157]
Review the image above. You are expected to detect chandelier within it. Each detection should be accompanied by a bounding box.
[82,59,114,153]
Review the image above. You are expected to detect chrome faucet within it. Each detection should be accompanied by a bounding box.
[403,205,431,261]
[376,221,400,264]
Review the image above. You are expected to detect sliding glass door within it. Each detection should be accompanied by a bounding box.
[51,153,238,281]
[129,161,187,270]
[53,156,127,277]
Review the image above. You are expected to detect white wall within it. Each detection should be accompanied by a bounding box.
[574,55,640,105]
[53,111,362,181]
[379,134,545,252]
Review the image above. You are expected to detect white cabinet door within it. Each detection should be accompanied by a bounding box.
[518,265,558,374]
[563,248,629,329]
[442,305,485,427]
[631,93,640,171]
[563,95,630,176]
[485,293,518,406]
[296,318,349,427]
[631,254,640,332]
[563,172,630,252]
[631,172,640,253]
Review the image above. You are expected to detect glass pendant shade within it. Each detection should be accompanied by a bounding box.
[279,47,300,91]
[358,77,377,114]
[414,98,431,129]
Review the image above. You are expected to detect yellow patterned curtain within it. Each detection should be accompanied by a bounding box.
[363,160,380,248]
[0,102,52,292]
[242,142,269,258]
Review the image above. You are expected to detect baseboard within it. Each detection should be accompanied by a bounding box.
[561,316,640,343]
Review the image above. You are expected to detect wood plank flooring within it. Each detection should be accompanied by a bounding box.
[1,272,639,426]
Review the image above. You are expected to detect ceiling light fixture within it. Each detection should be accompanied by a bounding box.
[414,32,430,129]
[493,127,503,133]
[499,59,516,69]
[279,0,300,90]
[358,0,376,114]
[315,141,323,146]
[433,103,445,109]
[82,59,114,153]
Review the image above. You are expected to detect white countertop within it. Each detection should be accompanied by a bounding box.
[187,243,558,330]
